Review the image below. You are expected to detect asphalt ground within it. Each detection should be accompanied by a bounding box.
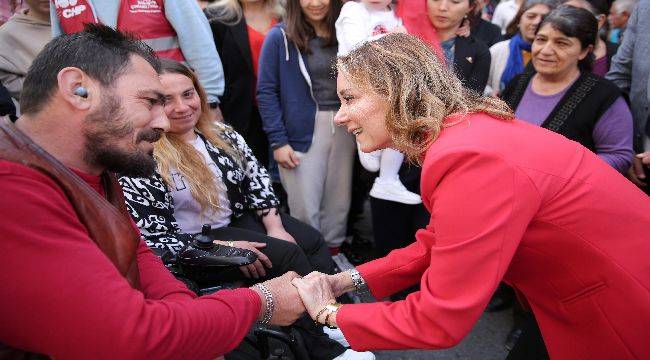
[372,309,512,359]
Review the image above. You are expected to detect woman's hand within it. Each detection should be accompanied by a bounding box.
[328,271,356,298]
[628,155,648,187]
[258,208,297,244]
[456,18,471,37]
[291,272,337,322]
[214,240,273,279]
[267,227,297,244]
[273,144,300,169]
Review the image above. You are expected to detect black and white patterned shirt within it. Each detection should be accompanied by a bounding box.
[118,123,279,254]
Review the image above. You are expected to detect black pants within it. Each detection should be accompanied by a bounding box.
[370,198,430,258]
[204,212,335,285]
[213,212,344,360]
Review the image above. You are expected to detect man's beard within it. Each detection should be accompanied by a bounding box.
[82,93,162,178]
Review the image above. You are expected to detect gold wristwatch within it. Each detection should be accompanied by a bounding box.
[323,302,343,329]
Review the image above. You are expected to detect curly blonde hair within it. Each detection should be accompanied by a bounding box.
[336,33,514,164]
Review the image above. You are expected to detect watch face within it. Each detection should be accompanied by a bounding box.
[326,303,342,312]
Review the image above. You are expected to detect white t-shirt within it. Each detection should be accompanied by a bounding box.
[335,2,401,56]
[491,0,520,34]
[170,136,233,234]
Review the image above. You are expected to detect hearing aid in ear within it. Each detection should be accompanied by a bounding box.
[74,86,89,98]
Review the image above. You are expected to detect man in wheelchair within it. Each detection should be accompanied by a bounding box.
[0,25,343,360]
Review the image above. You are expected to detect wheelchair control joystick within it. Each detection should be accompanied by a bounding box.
[194,224,215,249]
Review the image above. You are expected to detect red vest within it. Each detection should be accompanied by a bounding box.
[52,0,185,61]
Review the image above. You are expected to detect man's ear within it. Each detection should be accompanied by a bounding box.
[57,67,94,111]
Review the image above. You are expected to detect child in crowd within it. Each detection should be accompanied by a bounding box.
[336,0,421,205]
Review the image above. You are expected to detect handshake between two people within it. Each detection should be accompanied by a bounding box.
[249,270,356,327]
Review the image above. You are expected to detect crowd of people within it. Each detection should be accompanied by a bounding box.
[0,0,649,359]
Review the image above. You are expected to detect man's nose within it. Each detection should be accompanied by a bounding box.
[151,106,170,132]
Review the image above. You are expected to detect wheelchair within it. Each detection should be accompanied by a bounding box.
[152,224,311,360]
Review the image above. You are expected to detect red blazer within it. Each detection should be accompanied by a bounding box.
[337,113,650,359]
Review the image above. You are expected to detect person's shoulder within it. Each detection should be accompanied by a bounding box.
[479,19,503,38]
[265,23,286,41]
[489,39,511,53]
[0,160,47,179]
[204,7,242,28]
[586,73,623,99]
[465,35,490,52]
[0,160,64,195]
[423,114,518,165]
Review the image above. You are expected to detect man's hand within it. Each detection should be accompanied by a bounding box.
[637,151,650,165]
[252,271,306,326]
[628,155,648,187]
[214,240,272,279]
[291,272,336,321]
[273,144,300,169]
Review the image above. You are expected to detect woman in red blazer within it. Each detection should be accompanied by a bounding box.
[291,33,650,359]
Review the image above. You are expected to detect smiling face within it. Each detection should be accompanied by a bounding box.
[532,23,590,77]
[82,55,168,177]
[427,0,472,32]
[519,4,551,42]
[300,0,331,24]
[333,72,391,152]
[160,73,202,140]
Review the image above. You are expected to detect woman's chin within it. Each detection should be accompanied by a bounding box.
[359,141,387,153]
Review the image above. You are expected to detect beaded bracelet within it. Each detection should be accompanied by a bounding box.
[253,283,274,325]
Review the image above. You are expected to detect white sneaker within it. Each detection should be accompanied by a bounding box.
[323,326,350,347]
[333,349,376,360]
[357,146,381,172]
[369,179,422,205]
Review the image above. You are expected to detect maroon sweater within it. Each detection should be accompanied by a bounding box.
[0,160,261,359]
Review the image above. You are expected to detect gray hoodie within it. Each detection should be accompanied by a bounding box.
[0,9,51,101]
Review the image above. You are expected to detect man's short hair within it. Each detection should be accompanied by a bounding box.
[20,24,161,115]
[613,0,638,15]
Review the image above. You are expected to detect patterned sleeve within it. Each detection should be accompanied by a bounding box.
[118,172,188,255]
[221,125,280,211]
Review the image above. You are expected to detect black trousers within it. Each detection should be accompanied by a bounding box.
[212,212,344,360]
[204,212,335,285]
[370,198,430,258]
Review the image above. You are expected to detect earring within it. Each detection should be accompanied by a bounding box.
[74,86,89,98]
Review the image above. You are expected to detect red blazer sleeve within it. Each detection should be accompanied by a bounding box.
[0,163,261,360]
[337,148,541,351]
